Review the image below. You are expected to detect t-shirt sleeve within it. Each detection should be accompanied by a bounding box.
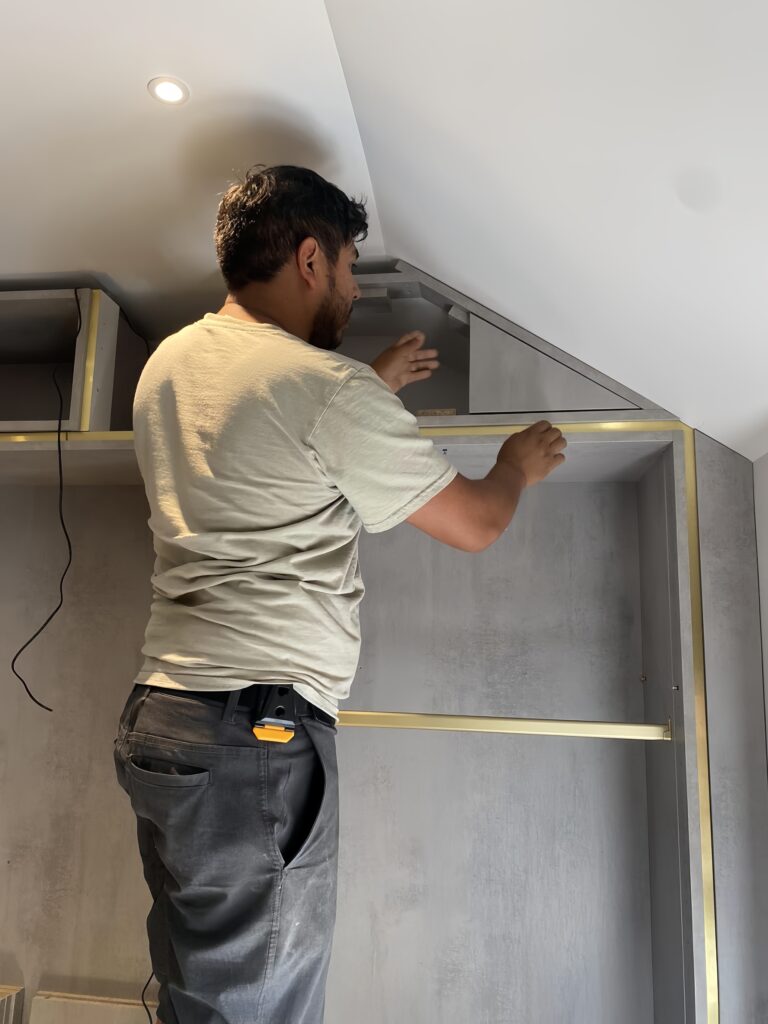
[307,366,458,533]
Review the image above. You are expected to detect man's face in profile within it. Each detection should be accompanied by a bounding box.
[308,243,360,351]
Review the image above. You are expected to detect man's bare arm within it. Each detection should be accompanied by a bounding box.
[407,421,567,552]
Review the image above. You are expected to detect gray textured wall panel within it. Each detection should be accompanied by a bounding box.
[695,432,768,1022]
[353,482,645,723]
[1,480,657,1023]
[754,453,768,791]
[329,728,653,1024]
[333,482,655,1022]
[0,486,157,1024]
[638,452,695,1020]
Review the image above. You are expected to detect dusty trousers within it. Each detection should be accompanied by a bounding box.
[113,684,339,1024]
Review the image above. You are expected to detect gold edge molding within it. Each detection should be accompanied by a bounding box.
[79,290,101,432]
[419,419,685,437]
[0,431,135,442]
[35,991,158,1008]
[338,710,671,741]
[683,424,719,1021]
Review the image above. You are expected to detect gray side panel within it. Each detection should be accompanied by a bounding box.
[109,315,149,431]
[87,292,119,432]
[695,431,768,1022]
[755,453,768,805]
[469,315,636,414]
[638,451,695,1021]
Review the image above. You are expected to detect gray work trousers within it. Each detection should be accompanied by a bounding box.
[113,684,339,1024]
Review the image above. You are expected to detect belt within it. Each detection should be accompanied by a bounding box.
[148,683,335,743]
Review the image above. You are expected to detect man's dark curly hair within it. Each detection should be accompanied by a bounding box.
[214,165,369,291]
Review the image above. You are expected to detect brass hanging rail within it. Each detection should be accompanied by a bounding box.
[338,710,671,742]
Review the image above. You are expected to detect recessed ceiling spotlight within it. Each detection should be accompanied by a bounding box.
[147,77,190,105]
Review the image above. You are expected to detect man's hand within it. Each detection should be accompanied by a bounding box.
[497,421,567,485]
[371,332,440,394]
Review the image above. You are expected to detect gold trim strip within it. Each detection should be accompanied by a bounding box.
[338,710,671,741]
[79,290,101,432]
[35,992,158,1009]
[0,421,685,444]
[419,419,685,437]
[683,424,719,1020]
[0,431,135,442]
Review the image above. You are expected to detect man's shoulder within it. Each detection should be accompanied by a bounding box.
[149,314,379,404]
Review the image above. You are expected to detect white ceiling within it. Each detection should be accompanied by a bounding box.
[325,0,768,460]
[0,0,382,338]
[3,1,767,459]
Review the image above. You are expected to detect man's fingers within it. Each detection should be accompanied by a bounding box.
[411,359,440,370]
[408,369,433,382]
[410,347,439,361]
[542,427,564,445]
[396,331,426,348]
[549,435,567,453]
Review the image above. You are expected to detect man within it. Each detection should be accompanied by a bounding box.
[113,165,566,1024]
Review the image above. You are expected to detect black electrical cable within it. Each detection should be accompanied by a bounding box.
[9,284,157,1011]
[119,302,152,361]
[141,966,155,1022]
[140,882,165,1020]
[10,287,156,710]
[9,289,82,712]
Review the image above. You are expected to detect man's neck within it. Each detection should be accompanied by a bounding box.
[218,286,311,342]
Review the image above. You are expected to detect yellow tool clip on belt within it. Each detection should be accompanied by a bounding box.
[252,720,295,743]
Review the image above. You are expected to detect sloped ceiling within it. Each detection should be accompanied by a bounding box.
[2,1,767,458]
[325,0,768,460]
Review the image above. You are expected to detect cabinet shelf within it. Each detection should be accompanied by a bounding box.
[0,431,137,485]
[0,416,680,486]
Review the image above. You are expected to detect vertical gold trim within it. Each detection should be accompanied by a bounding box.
[683,425,719,1020]
[79,290,101,432]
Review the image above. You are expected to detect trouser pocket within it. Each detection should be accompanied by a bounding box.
[269,719,338,871]
[126,752,211,787]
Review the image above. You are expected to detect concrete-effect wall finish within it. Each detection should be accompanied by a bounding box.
[754,451,768,763]
[2,479,660,1024]
[3,430,768,1020]
[696,434,768,1022]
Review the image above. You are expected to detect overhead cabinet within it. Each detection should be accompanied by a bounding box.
[0,288,144,434]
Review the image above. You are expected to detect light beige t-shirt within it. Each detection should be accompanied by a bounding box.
[132,313,457,718]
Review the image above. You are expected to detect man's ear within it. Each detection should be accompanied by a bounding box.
[296,237,324,290]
